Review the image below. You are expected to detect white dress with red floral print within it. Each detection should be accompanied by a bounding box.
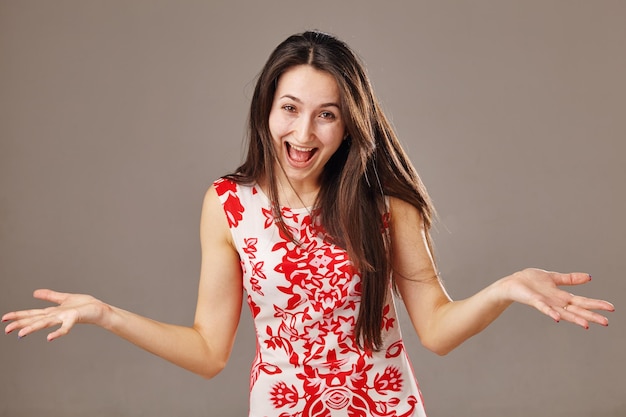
[214,178,427,417]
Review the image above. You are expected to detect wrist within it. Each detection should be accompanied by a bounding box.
[488,276,516,307]
[97,301,116,331]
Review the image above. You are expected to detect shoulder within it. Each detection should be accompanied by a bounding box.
[212,177,239,197]
[207,177,267,233]
[201,182,237,247]
[201,184,227,226]
[212,177,259,200]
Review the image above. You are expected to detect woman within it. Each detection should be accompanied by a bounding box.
[2,31,614,417]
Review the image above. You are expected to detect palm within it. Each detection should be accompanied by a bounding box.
[503,268,613,328]
[2,289,106,341]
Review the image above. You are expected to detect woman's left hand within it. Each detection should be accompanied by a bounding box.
[499,268,615,328]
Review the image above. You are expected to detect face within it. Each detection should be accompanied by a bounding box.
[268,65,346,189]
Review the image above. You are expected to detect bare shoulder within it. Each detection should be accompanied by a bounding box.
[200,184,234,248]
[202,184,221,209]
[201,184,222,219]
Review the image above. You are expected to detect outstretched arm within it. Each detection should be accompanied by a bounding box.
[389,197,614,356]
[2,186,243,379]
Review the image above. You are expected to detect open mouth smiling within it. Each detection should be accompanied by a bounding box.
[286,142,318,163]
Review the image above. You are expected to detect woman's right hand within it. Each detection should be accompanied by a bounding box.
[2,289,110,341]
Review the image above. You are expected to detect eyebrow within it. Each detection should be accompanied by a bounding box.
[280,94,341,109]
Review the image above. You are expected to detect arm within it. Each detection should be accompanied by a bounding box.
[2,185,243,379]
[389,197,614,356]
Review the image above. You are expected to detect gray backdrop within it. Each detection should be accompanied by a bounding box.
[1,1,624,416]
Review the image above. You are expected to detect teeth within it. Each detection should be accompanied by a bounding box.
[289,143,314,152]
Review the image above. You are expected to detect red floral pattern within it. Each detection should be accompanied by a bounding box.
[214,178,426,417]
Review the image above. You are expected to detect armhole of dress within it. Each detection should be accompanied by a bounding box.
[214,178,243,254]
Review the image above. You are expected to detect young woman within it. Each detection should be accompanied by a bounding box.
[2,31,614,417]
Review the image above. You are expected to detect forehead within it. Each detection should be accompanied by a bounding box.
[274,65,340,104]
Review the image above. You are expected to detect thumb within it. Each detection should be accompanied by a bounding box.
[33,289,69,305]
[551,272,592,286]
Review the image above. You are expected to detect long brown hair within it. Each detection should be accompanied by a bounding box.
[226,30,435,351]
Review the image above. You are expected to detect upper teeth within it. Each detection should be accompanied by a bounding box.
[290,143,314,152]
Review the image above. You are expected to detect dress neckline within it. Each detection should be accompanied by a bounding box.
[254,183,315,215]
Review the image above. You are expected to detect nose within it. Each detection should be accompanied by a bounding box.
[292,115,314,143]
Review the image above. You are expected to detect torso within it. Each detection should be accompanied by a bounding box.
[214,177,427,417]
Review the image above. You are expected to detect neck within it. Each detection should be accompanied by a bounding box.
[261,173,320,209]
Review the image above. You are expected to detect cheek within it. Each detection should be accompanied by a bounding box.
[320,126,345,151]
[269,116,292,147]
[268,111,278,138]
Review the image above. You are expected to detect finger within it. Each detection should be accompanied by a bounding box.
[569,295,615,312]
[550,272,592,287]
[47,321,74,341]
[558,301,613,328]
[33,289,69,305]
[2,312,16,322]
[15,314,65,338]
[5,319,21,334]
[4,307,50,321]
[2,290,67,322]
[2,310,35,322]
[4,310,47,333]
[566,304,610,327]
[534,299,562,323]
[5,314,45,335]
[558,305,592,329]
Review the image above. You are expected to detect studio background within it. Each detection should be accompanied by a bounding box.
[1,1,624,416]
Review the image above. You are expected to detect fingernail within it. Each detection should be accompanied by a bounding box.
[588,274,592,281]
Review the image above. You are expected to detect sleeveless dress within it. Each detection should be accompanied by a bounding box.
[214,178,428,417]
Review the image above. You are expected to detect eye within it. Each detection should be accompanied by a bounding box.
[319,111,336,120]
[282,104,296,112]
